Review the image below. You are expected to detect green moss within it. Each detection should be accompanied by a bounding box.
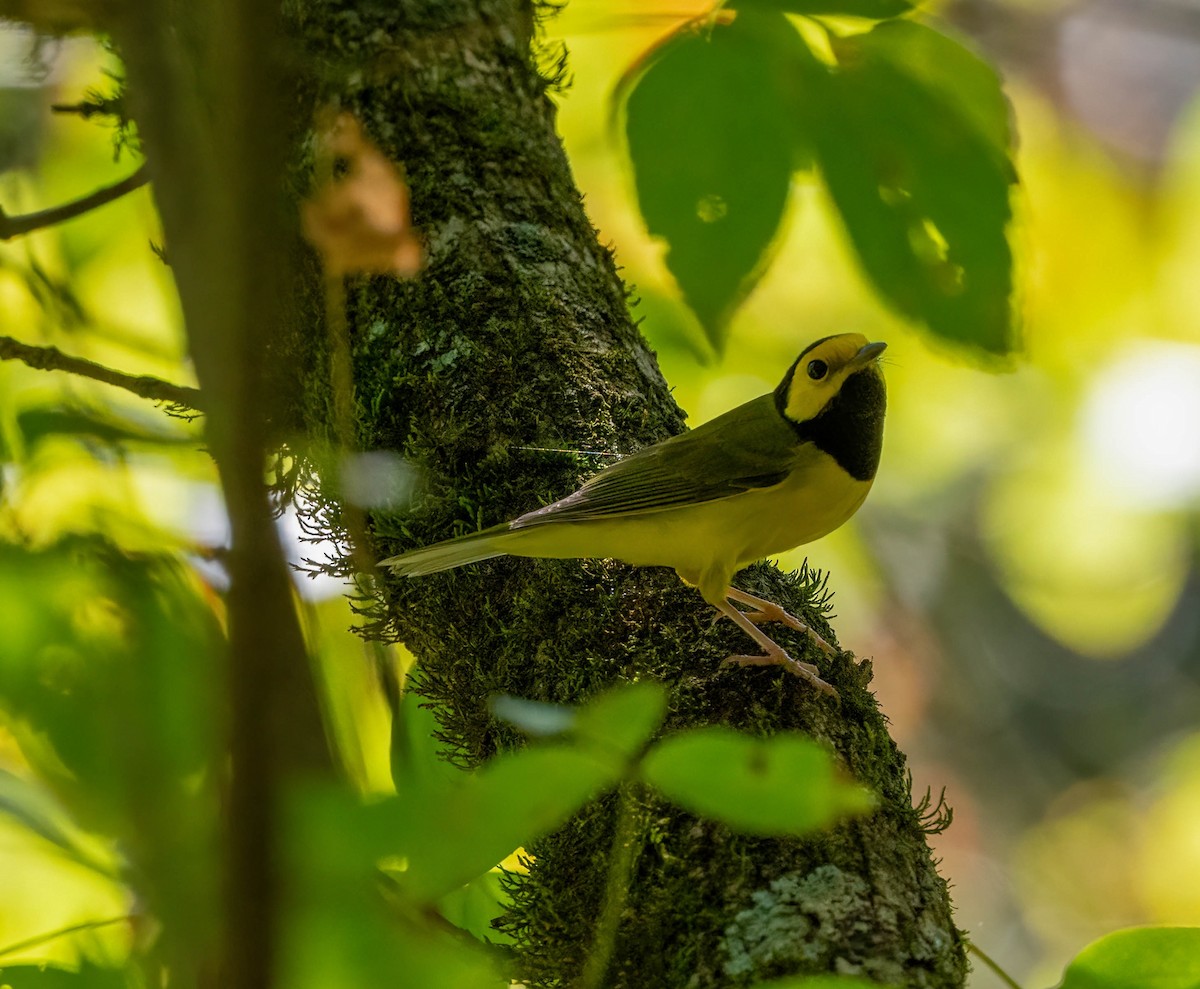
[282,1,967,986]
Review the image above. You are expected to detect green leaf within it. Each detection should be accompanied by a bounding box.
[17,407,194,449]
[392,743,620,900]
[803,22,1017,354]
[438,869,515,946]
[0,965,128,989]
[624,10,805,353]
[0,538,222,955]
[296,743,623,904]
[284,867,504,989]
[491,682,666,758]
[390,689,466,792]
[843,19,1011,158]
[734,0,916,17]
[751,978,884,989]
[640,728,874,835]
[489,694,577,737]
[1058,927,1200,989]
[573,680,667,759]
[0,770,115,875]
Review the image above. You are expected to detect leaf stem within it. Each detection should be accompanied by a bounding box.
[578,783,641,989]
[967,939,1025,989]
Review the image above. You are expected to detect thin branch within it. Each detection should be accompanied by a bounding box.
[967,940,1025,989]
[579,784,641,989]
[0,163,150,241]
[51,94,126,120]
[0,334,204,411]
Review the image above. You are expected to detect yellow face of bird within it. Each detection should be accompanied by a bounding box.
[778,333,884,425]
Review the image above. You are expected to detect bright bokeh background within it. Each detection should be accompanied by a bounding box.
[543,2,1200,985]
[1,3,1199,986]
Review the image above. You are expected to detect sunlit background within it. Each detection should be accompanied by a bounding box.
[1,1,1199,986]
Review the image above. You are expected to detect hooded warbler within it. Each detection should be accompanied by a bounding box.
[380,332,886,697]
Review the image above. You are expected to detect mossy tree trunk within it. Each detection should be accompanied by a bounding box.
[290,1,967,986]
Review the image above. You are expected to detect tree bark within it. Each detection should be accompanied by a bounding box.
[290,1,967,985]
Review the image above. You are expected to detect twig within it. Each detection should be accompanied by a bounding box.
[0,164,150,241]
[967,940,1025,989]
[52,95,125,120]
[0,334,204,411]
[578,784,641,989]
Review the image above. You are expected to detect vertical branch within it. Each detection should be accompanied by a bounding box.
[579,784,641,989]
[110,1,333,987]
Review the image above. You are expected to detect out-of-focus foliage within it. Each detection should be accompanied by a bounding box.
[750,977,888,989]
[547,1,1200,985]
[623,9,800,351]
[2,3,1200,988]
[1057,927,1200,989]
[641,727,875,834]
[621,5,1016,355]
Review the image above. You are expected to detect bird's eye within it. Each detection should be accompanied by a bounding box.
[807,359,828,380]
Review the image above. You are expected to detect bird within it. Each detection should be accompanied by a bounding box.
[380,332,886,697]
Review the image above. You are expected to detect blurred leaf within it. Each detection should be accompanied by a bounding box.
[17,407,193,450]
[623,10,804,353]
[0,965,128,988]
[491,682,666,755]
[285,852,504,989]
[0,85,47,171]
[391,743,621,900]
[0,771,114,875]
[573,680,667,759]
[438,869,515,946]
[802,22,1016,354]
[0,539,219,820]
[750,978,883,989]
[640,728,874,835]
[298,740,622,905]
[390,689,463,792]
[734,0,916,16]
[0,537,221,957]
[842,19,1011,159]
[489,694,577,737]
[1058,927,1200,989]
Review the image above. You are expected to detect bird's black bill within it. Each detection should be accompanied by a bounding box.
[851,341,887,367]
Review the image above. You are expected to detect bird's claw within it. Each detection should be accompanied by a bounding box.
[740,604,837,656]
[723,652,839,700]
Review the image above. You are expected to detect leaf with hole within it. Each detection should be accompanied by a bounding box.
[623,10,806,353]
[802,21,1017,354]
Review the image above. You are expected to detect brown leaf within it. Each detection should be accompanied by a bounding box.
[301,112,423,278]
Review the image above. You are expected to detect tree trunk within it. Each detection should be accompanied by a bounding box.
[289,1,967,985]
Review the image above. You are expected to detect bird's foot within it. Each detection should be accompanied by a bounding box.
[738,602,837,656]
[723,651,839,700]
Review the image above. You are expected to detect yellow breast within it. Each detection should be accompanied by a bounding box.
[502,448,872,605]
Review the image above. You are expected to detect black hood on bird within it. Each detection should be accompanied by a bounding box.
[791,367,886,482]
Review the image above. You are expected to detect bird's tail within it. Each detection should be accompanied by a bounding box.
[378,523,514,577]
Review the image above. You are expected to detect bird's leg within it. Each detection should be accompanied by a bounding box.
[726,586,836,656]
[713,598,838,699]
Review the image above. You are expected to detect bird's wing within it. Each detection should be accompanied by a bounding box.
[511,394,812,528]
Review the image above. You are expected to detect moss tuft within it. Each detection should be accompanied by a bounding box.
[282,1,967,986]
